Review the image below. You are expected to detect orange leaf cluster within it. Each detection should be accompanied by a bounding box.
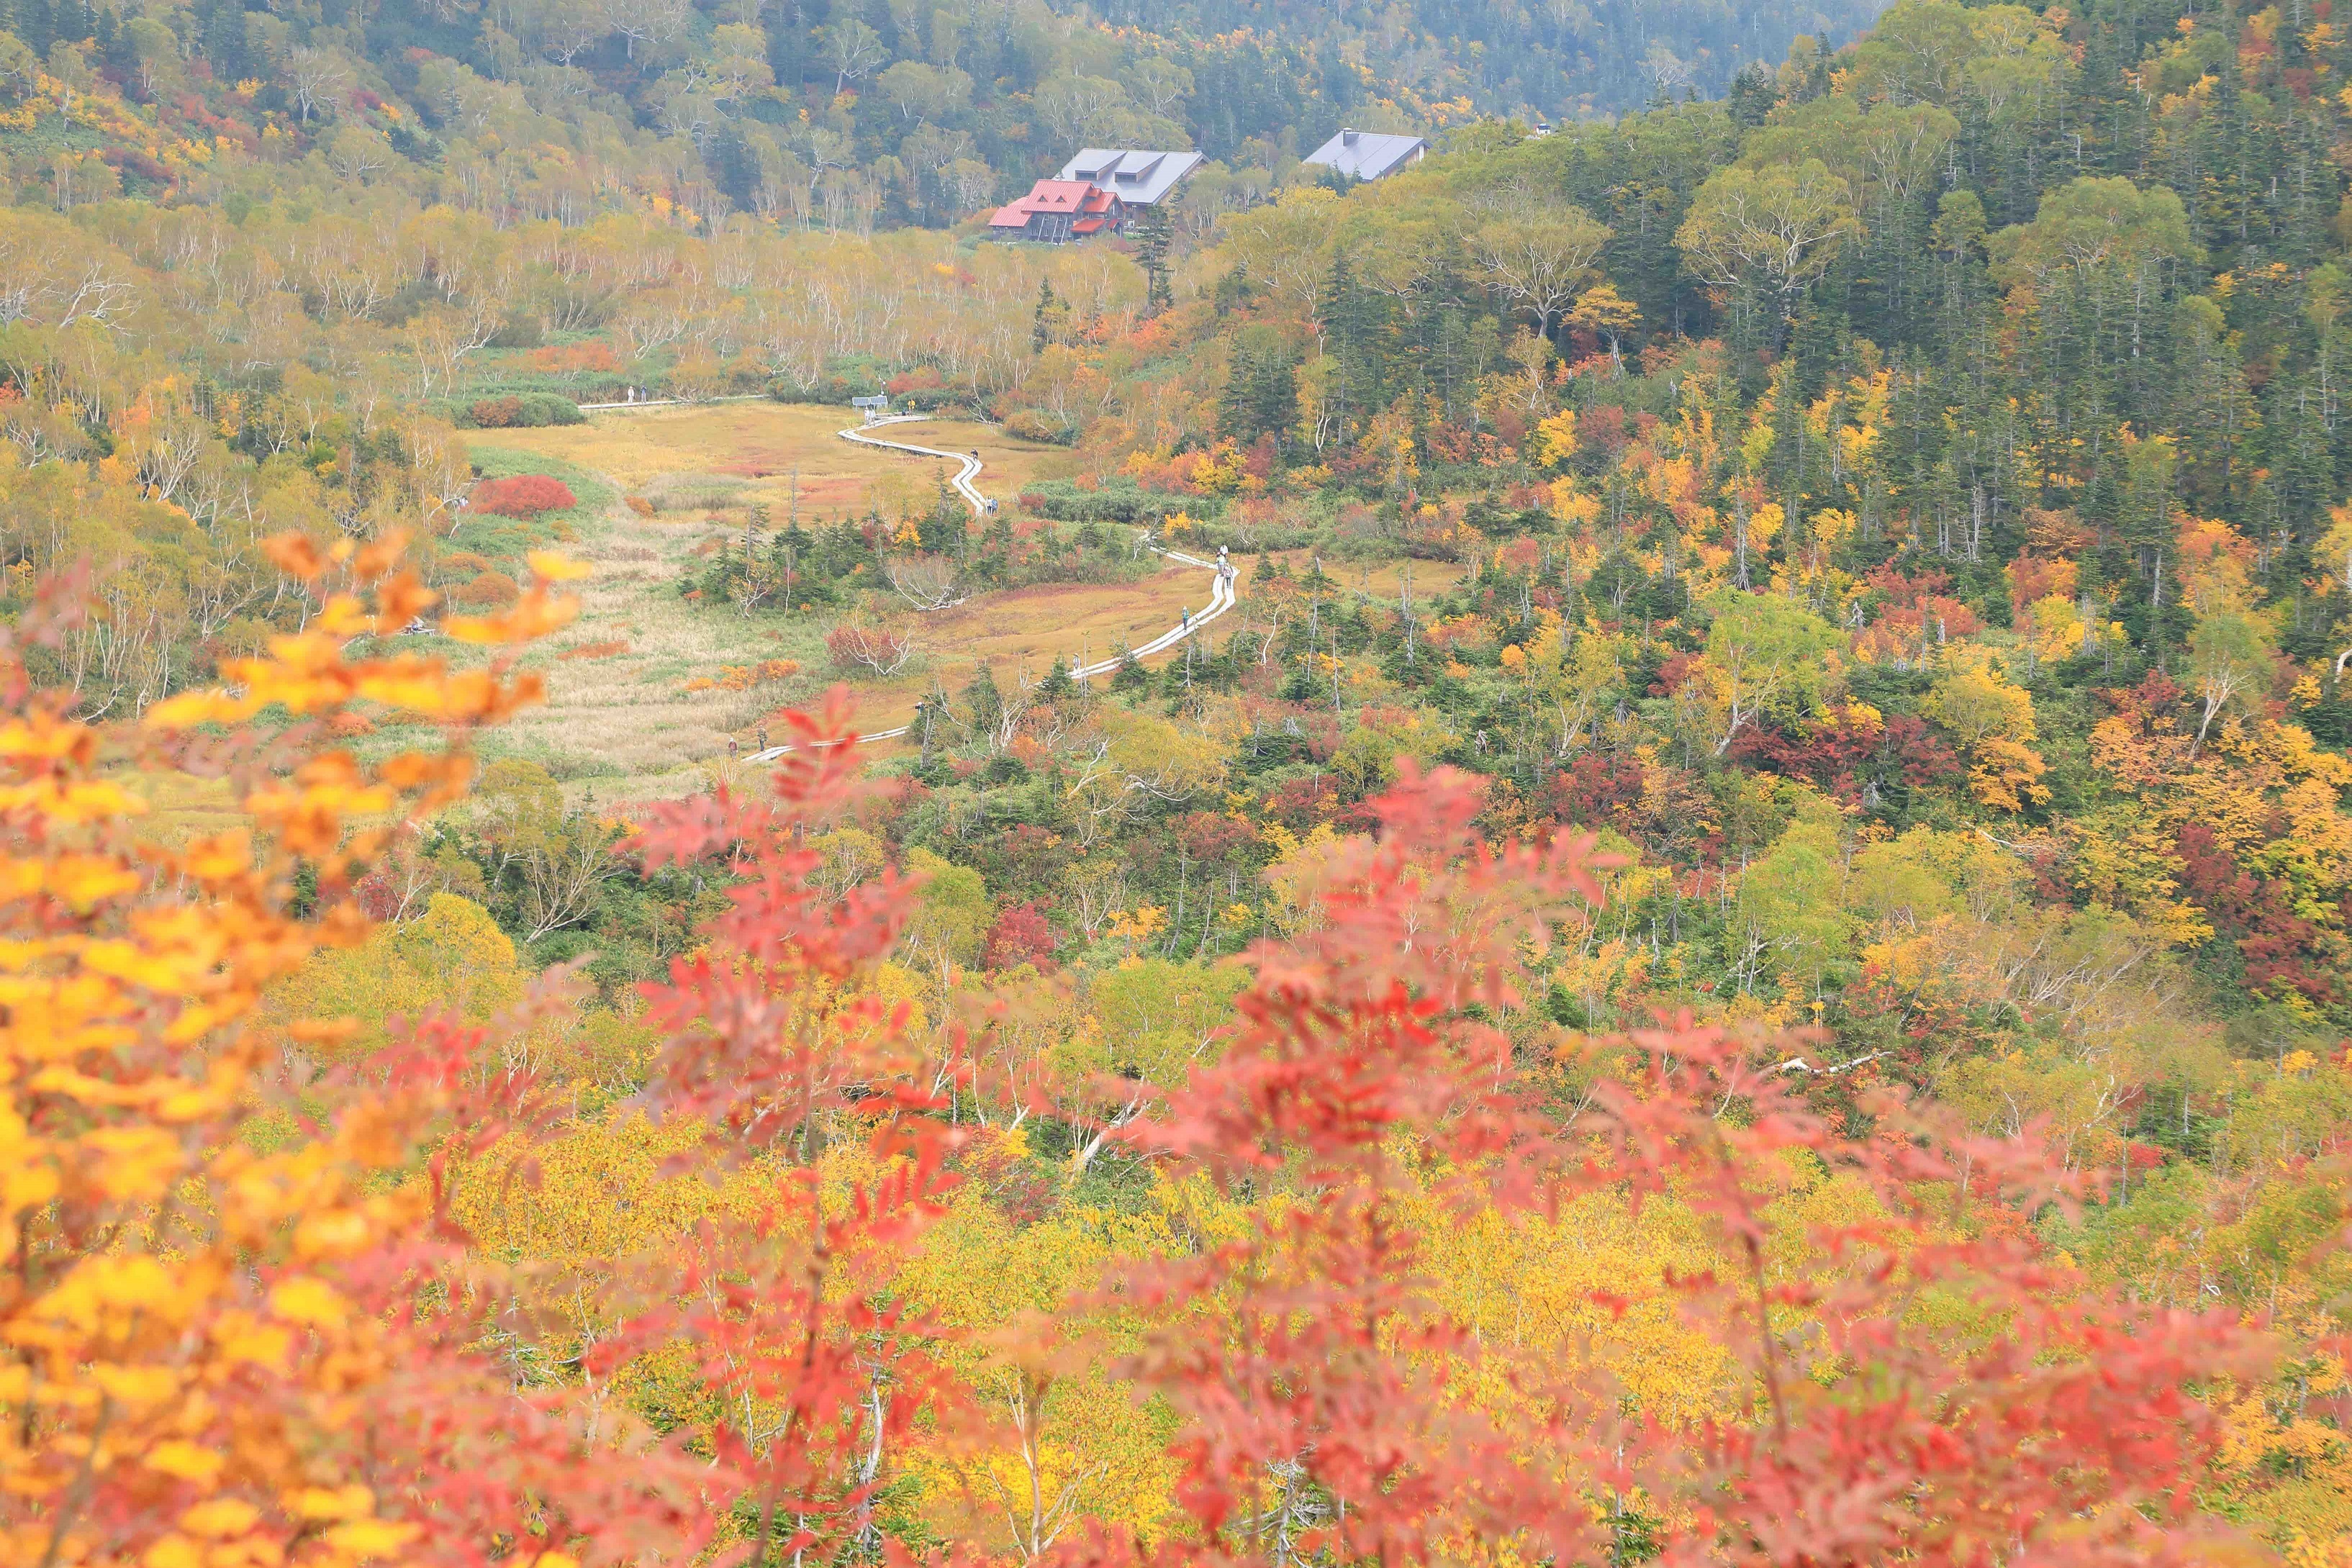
[0,539,698,1568]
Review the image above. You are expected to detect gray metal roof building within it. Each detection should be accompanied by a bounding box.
[1054,149,1207,207]
[1301,128,1429,182]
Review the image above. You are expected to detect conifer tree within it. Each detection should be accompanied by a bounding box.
[1132,202,1175,312]
[1031,278,1064,353]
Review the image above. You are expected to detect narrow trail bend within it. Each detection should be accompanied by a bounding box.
[750,414,1238,761]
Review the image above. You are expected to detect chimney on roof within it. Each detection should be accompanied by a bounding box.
[1342,128,1360,146]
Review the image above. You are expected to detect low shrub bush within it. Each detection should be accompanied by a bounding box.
[462,391,586,428]
[450,571,520,607]
[471,475,577,517]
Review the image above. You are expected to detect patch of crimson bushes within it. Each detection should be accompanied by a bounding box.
[470,475,576,517]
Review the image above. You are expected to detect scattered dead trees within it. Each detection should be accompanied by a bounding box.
[885,552,969,612]
[825,620,918,676]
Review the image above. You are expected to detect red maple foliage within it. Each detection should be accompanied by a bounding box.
[1546,749,1648,827]
[984,899,1058,970]
[1176,810,1254,866]
[2176,820,2340,1004]
[618,691,959,1565]
[1081,762,2271,1568]
[1734,710,1962,805]
[1263,771,1339,831]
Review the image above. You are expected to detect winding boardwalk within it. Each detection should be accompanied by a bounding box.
[749,414,1238,760]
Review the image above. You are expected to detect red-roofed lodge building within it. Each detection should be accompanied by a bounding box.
[987,179,1126,243]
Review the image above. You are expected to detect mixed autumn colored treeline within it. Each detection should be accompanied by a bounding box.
[0,0,1882,236]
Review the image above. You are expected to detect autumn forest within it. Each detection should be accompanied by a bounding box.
[5,0,2352,1564]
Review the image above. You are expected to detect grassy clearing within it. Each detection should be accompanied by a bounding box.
[390,404,1433,803]
[456,445,617,559]
[480,499,842,789]
[480,402,1055,522]
[829,562,1234,733]
[859,414,1072,497]
[479,526,1242,796]
[451,402,1154,797]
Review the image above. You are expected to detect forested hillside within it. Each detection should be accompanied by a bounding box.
[6,0,2352,1564]
[0,0,1881,239]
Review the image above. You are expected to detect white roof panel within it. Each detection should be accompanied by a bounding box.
[1053,148,1206,205]
[1302,129,1429,181]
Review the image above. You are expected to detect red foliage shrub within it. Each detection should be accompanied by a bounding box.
[1243,432,1279,480]
[2007,551,2077,620]
[1647,650,1699,696]
[469,396,526,428]
[1496,537,1543,575]
[470,474,576,517]
[2176,820,2341,1003]
[450,571,520,607]
[625,690,944,1562]
[1105,763,2269,1568]
[1734,710,1963,805]
[529,340,622,373]
[1578,402,1629,455]
[982,901,1057,971]
[1840,950,1985,1075]
[1854,596,1981,663]
[1545,751,1647,828]
[1424,420,1476,463]
[1863,562,1955,606]
[1176,810,1253,866]
[1265,772,1337,832]
[102,147,171,183]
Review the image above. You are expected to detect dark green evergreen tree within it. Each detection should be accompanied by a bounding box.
[1131,203,1175,314]
[962,663,1003,736]
[1031,278,1066,353]
[1219,329,1300,448]
[199,0,248,83]
[1316,251,1385,448]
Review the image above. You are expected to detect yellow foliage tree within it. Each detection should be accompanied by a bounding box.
[1925,658,2050,812]
[0,539,705,1567]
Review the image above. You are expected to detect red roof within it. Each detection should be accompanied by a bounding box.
[990,179,1121,228]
